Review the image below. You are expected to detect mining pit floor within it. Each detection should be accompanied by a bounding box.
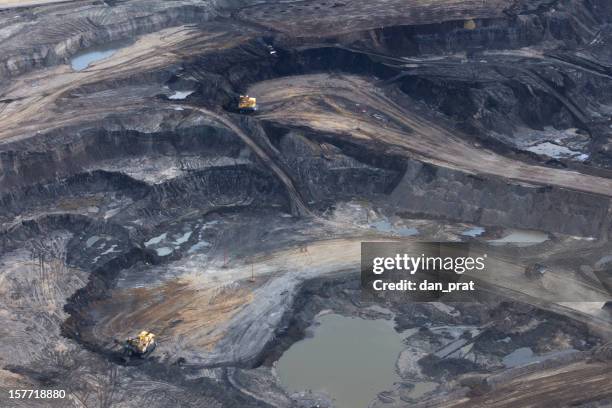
[0,0,612,407]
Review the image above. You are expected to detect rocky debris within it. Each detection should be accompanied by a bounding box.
[592,341,612,361]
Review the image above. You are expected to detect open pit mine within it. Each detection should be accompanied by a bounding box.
[0,0,611,407]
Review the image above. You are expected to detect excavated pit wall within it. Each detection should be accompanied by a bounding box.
[343,8,599,56]
[391,160,611,237]
[0,117,245,191]
[3,38,612,237]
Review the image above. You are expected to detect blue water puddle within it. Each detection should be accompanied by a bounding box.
[173,231,192,245]
[155,247,173,257]
[488,229,549,246]
[70,39,132,71]
[145,233,167,247]
[502,347,577,368]
[461,227,485,237]
[370,219,418,237]
[188,240,211,254]
[168,90,194,100]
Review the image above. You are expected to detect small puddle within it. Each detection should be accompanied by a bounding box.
[488,229,549,247]
[370,219,418,237]
[462,227,485,238]
[187,240,211,254]
[168,90,194,100]
[526,142,588,161]
[502,347,535,367]
[155,247,173,257]
[276,314,404,408]
[173,231,192,245]
[70,39,132,71]
[409,381,438,399]
[86,235,101,247]
[145,232,167,247]
[502,347,577,368]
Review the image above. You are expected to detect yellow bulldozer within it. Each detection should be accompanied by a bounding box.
[238,95,257,113]
[122,330,156,358]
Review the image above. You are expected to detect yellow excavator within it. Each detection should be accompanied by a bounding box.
[238,95,257,113]
[122,330,156,358]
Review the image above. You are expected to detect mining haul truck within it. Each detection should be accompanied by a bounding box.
[238,95,257,113]
[123,330,156,358]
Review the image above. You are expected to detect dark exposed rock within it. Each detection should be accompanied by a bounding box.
[1,0,612,407]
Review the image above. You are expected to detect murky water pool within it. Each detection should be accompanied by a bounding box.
[276,314,405,408]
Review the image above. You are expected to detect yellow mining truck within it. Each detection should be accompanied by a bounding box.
[123,330,156,358]
[238,95,257,113]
